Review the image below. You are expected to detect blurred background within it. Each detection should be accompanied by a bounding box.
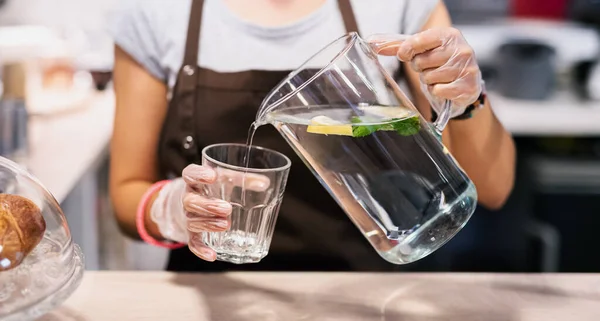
[1,0,600,273]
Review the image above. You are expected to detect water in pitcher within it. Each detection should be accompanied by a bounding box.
[247,104,477,264]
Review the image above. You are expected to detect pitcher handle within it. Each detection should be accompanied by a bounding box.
[368,34,452,139]
[431,100,452,139]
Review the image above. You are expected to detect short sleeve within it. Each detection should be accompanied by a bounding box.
[107,0,167,81]
[402,0,439,34]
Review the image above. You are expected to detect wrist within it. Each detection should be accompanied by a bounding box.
[136,180,186,249]
[451,81,486,121]
[144,189,165,240]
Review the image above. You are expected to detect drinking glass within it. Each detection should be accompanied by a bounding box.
[255,32,478,264]
[201,143,291,264]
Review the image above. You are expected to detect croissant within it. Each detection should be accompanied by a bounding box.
[0,194,46,271]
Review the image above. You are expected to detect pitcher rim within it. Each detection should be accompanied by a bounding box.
[256,32,360,123]
[202,143,292,173]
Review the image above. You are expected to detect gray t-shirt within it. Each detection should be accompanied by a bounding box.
[109,0,438,89]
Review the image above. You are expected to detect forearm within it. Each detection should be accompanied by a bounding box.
[110,45,173,241]
[446,100,516,209]
[110,181,164,240]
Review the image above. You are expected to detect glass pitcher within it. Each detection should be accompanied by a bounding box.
[254,32,478,264]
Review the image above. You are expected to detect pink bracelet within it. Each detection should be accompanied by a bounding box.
[136,180,186,249]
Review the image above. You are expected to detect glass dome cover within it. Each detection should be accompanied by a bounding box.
[0,156,84,320]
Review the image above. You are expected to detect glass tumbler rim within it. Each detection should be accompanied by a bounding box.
[257,32,360,122]
[201,143,292,173]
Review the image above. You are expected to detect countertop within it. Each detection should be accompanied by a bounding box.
[490,91,600,136]
[40,271,600,321]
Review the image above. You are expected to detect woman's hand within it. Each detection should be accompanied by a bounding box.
[151,164,270,262]
[369,27,483,118]
[179,164,232,261]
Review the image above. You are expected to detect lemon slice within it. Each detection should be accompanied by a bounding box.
[306,115,353,136]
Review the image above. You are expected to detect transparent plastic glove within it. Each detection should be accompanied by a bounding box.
[368,28,483,118]
[150,164,230,261]
[151,164,270,262]
[150,177,189,244]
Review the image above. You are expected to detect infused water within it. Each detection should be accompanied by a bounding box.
[259,104,477,264]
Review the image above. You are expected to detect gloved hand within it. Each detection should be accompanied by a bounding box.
[150,164,230,261]
[368,27,483,118]
[150,164,270,262]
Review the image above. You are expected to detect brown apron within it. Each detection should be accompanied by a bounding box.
[158,0,402,272]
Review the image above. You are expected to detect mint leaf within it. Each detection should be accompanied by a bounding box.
[352,125,377,137]
[350,115,420,138]
[391,116,420,136]
[350,116,362,124]
[351,116,378,137]
[377,123,396,131]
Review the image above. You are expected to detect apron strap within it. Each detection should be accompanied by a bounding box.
[174,0,204,163]
[179,0,204,94]
[337,0,360,34]
[183,0,204,70]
